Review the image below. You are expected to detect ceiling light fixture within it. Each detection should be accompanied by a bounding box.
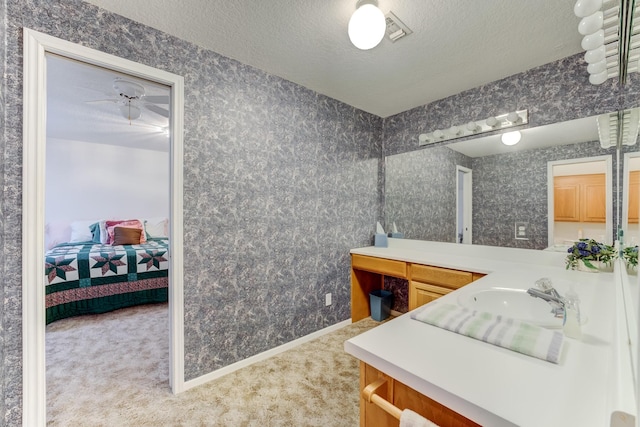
[501,131,522,146]
[348,0,386,50]
[574,0,639,85]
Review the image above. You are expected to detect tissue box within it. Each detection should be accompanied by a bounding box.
[374,233,388,247]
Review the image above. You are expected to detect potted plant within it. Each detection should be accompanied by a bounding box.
[566,238,616,272]
[622,245,638,273]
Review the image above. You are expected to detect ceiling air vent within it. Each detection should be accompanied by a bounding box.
[385,12,412,42]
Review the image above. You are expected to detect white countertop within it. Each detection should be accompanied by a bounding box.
[345,239,634,427]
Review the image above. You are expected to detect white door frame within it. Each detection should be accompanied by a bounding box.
[456,165,472,244]
[22,28,185,427]
[546,155,613,247]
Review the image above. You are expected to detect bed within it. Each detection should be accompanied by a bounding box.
[44,218,169,324]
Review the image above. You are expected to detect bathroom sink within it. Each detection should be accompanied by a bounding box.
[457,287,565,328]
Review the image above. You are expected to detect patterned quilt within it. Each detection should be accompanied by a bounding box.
[45,238,169,324]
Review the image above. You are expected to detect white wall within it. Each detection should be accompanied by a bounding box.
[45,137,169,223]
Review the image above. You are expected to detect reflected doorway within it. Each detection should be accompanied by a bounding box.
[456,165,472,244]
[547,156,613,248]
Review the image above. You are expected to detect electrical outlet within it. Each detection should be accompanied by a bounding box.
[325,293,332,306]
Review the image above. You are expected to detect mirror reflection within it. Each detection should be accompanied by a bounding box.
[384,112,639,250]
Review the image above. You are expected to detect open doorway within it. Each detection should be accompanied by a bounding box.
[23,28,185,426]
[547,155,613,249]
[456,165,472,244]
[44,53,172,419]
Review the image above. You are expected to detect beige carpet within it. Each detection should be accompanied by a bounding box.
[46,304,382,426]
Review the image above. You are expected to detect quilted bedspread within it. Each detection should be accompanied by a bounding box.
[45,238,169,324]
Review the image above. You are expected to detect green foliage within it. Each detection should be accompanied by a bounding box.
[565,238,616,270]
[622,245,638,269]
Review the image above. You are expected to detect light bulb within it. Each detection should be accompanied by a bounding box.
[507,112,520,123]
[581,29,605,50]
[433,129,444,139]
[584,45,606,63]
[418,133,429,144]
[348,3,386,50]
[574,0,603,18]
[589,69,609,84]
[587,58,607,74]
[486,117,498,127]
[501,131,521,146]
[448,125,460,136]
[466,121,479,132]
[578,11,603,35]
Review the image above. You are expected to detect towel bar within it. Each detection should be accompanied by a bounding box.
[361,377,402,420]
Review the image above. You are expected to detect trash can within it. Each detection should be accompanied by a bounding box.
[369,289,393,321]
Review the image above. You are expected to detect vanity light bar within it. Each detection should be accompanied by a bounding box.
[418,110,529,146]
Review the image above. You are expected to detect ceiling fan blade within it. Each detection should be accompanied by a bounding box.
[144,103,170,118]
[85,98,119,104]
[143,95,170,104]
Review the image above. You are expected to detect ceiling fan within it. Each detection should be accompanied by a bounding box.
[86,78,170,123]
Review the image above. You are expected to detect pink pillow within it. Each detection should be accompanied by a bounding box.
[105,219,146,244]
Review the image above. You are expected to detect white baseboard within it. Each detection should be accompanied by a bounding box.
[183,318,352,391]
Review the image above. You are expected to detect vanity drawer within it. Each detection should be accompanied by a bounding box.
[410,264,473,289]
[351,254,407,278]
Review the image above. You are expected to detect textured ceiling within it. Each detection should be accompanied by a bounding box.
[82,0,584,118]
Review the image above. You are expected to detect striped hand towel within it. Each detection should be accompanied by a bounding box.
[410,303,564,364]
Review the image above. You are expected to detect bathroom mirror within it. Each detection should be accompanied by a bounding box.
[384,111,637,250]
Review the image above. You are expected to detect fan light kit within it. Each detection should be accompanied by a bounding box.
[86,78,170,124]
[418,110,529,146]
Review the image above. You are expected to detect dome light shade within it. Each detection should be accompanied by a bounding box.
[501,131,522,146]
[348,3,386,50]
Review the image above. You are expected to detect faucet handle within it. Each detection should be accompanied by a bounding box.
[534,277,554,292]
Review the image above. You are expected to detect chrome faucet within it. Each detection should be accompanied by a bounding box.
[526,278,565,318]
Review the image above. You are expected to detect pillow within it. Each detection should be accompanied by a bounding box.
[105,219,146,244]
[144,217,169,238]
[112,227,142,246]
[89,222,101,243]
[45,221,72,249]
[69,220,98,243]
[99,220,108,244]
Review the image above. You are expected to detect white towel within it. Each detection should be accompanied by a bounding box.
[410,303,564,364]
[399,409,439,427]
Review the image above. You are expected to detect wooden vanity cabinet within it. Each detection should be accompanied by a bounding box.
[360,362,480,427]
[553,174,606,223]
[351,254,484,320]
[409,264,484,311]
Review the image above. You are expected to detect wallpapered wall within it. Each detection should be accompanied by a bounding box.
[382,54,640,158]
[2,1,381,424]
[385,139,621,250]
[385,146,472,242]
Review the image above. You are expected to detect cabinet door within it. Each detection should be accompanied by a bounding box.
[629,170,639,224]
[554,177,580,222]
[409,281,452,310]
[581,175,606,223]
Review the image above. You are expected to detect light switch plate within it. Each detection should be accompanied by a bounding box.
[515,222,529,240]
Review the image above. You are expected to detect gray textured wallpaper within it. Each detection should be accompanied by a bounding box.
[2,1,381,424]
[3,1,640,425]
[385,146,472,242]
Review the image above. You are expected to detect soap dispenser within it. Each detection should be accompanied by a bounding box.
[563,287,582,340]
